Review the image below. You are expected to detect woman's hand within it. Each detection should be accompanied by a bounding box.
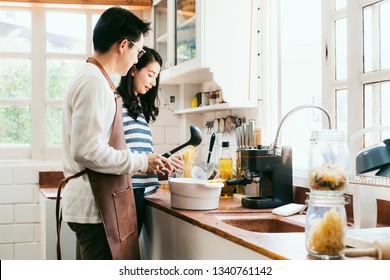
[146,154,173,176]
[167,154,184,173]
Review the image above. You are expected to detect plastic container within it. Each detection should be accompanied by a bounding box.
[308,130,349,195]
[305,193,347,259]
[169,178,224,210]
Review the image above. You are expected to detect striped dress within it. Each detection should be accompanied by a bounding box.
[122,105,159,192]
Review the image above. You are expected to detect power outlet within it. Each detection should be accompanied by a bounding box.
[170,96,175,103]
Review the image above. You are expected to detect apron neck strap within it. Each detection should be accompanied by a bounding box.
[86,57,117,92]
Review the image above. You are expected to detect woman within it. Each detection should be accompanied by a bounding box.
[117,47,183,234]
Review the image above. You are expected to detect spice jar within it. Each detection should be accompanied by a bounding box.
[308,130,349,195]
[305,193,347,259]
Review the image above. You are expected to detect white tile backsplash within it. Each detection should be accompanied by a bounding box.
[0,162,61,260]
[0,224,35,243]
[0,167,13,185]
[14,204,40,223]
[13,166,39,184]
[0,244,14,259]
[150,126,165,144]
[0,205,13,224]
[14,242,44,260]
[0,185,35,204]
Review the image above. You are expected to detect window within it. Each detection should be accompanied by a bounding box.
[0,5,103,160]
[262,0,390,173]
[324,0,390,170]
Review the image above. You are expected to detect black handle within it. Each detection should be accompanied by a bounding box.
[207,133,216,163]
[225,179,252,186]
[162,141,189,158]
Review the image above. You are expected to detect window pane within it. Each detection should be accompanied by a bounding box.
[381,82,390,139]
[335,89,347,132]
[335,18,347,80]
[46,12,86,53]
[46,59,84,99]
[47,106,61,146]
[380,2,390,69]
[280,0,322,169]
[0,106,30,144]
[176,0,196,64]
[0,58,31,99]
[363,6,374,72]
[0,10,31,52]
[364,82,390,147]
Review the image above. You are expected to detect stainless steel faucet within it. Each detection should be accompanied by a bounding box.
[268,105,332,156]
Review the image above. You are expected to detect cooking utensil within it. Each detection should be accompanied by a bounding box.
[241,123,247,148]
[248,120,255,148]
[225,116,235,132]
[191,166,207,180]
[162,125,202,157]
[207,133,216,164]
[213,118,219,133]
[218,118,225,133]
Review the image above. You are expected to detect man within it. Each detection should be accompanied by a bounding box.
[61,6,172,260]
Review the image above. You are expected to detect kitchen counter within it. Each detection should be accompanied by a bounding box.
[144,188,376,260]
[38,171,374,260]
[145,188,315,260]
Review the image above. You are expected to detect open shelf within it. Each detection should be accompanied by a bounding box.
[173,102,257,115]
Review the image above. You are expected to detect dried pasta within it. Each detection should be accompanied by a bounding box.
[307,208,345,255]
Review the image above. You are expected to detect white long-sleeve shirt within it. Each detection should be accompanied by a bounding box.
[61,62,148,224]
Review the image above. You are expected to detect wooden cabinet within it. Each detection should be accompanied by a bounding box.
[152,0,259,114]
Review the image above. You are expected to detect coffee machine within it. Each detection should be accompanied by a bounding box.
[227,146,293,209]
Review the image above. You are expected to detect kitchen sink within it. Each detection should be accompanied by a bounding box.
[214,214,305,233]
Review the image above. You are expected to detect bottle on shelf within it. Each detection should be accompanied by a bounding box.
[219,141,233,197]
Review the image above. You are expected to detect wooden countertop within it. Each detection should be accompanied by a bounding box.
[145,188,316,260]
[145,188,376,260]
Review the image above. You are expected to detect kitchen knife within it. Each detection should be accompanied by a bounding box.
[248,120,255,148]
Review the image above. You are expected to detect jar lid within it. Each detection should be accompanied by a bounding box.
[307,193,346,205]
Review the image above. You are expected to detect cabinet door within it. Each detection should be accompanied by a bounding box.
[175,0,197,66]
[154,0,169,70]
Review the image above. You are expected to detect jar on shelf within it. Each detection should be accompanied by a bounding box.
[305,193,347,259]
[308,130,349,195]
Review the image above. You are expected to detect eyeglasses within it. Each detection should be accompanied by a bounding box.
[130,40,146,59]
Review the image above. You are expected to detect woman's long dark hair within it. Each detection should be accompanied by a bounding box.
[117,46,162,123]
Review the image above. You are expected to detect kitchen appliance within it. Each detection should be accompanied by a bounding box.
[226,146,293,209]
[169,178,224,210]
[355,138,390,177]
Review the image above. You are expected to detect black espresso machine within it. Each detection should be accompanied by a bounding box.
[226,146,293,209]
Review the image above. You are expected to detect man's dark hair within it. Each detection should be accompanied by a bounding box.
[93,6,151,53]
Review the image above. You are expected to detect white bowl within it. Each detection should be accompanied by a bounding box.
[169,178,224,210]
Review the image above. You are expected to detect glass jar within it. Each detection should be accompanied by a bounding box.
[308,130,349,195]
[305,193,347,259]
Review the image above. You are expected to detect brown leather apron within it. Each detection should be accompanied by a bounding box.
[56,57,140,260]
